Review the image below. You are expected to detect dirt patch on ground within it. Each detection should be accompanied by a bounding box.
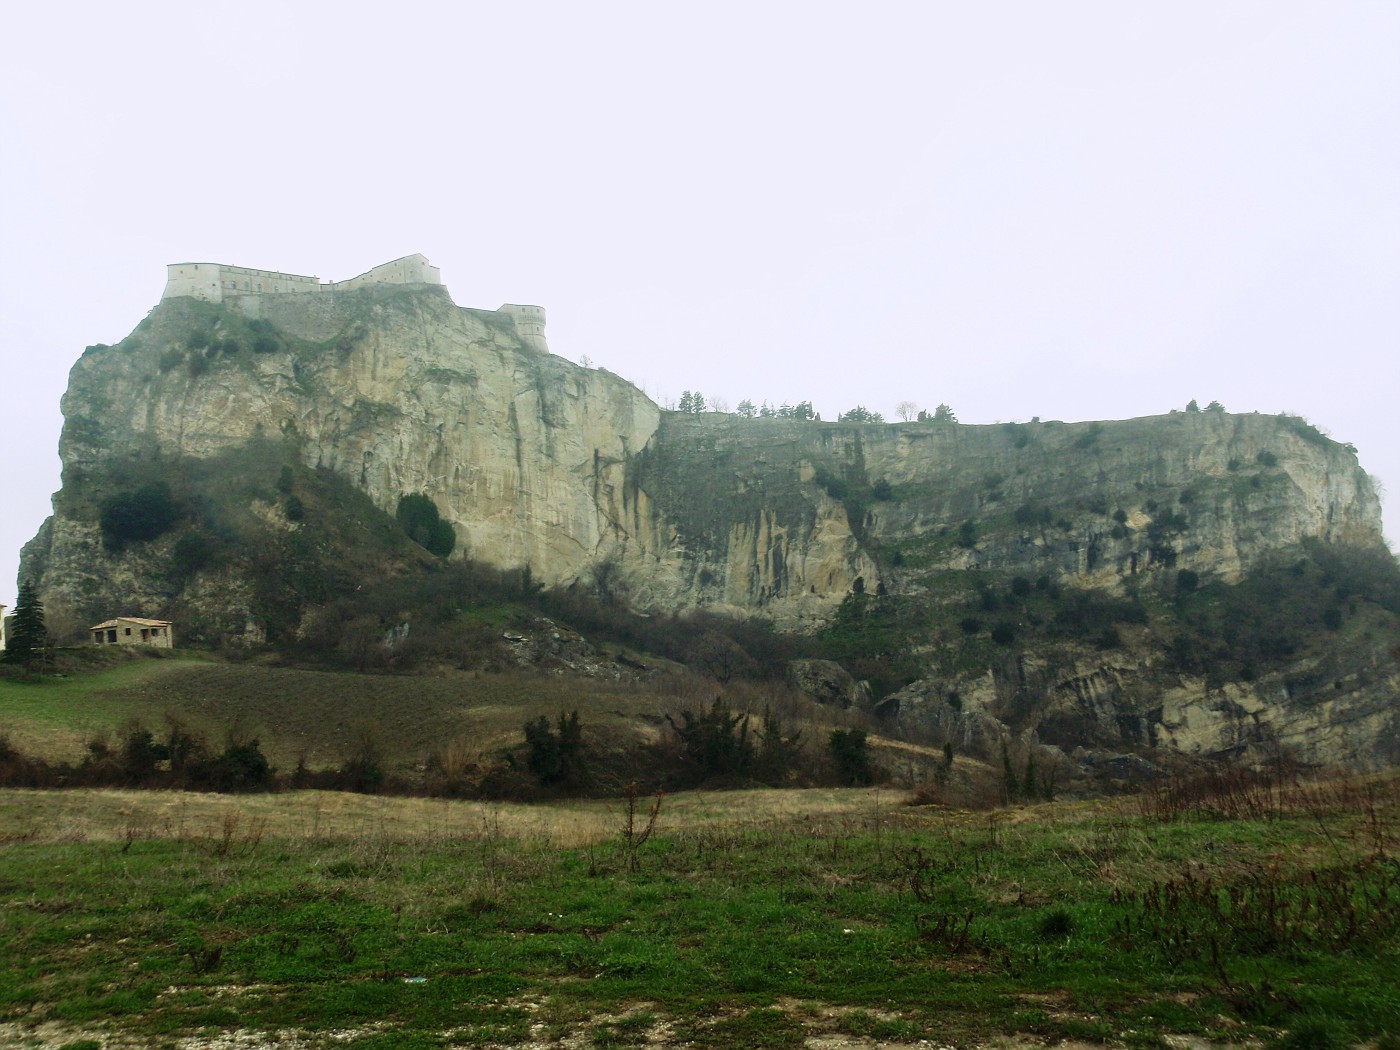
[0,1009,1263,1050]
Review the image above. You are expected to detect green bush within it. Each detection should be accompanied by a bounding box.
[99,483,182,550]
[990,623,1017,645]
[247,319,283,355]
[1073,423,1103,449]
[194,739,273,793]
[171,529,219,577]
[396,493,455,557]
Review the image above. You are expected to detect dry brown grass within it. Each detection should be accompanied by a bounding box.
[0,785,911,848]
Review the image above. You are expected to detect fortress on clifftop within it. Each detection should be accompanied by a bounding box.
[162,254,548,352]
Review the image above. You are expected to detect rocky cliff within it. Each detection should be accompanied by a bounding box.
[619,409,1380,627]
[49,285,658,585]
[20,284,1398,770]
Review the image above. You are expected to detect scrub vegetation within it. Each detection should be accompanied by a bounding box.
[0,771,1396,1048]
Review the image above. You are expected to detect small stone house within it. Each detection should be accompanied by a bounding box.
[89,617,175,648]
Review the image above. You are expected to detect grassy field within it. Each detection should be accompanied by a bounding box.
[1,775,1397,1049]
[0,655,696,772]
[0,653,908,800]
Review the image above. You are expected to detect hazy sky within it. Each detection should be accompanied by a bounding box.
[2,1,1396,612]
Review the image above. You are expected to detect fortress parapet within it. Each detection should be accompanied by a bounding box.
[162,254,443,303]
[162,255,549,354]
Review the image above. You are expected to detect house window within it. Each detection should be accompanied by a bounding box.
[107,630,117,643]
[124,627,131,635]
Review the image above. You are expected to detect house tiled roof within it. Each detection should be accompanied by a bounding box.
[88,617,174,630]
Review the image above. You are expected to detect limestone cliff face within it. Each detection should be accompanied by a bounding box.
[20,286,1395,768]
[618,411,1381,628]
[35,288,1388,621]
[30,287,1383,625]
[50,287,659,590]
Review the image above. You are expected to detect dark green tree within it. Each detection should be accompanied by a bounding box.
[396,493,455,557]
[838,405,884,423]
[524,710,584,786]
[99,482,181,550]
[755,708,803,783]
[666,697,753,777]
[828,728,874,786]
[4,580,49,670]
[1001,741,1021,801]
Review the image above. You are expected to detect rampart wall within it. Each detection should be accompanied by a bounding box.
[162,254,442,303]
[161,255,548,353]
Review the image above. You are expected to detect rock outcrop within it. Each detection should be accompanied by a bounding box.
[19,283,1397,770]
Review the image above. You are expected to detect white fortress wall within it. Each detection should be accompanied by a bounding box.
[163,264,226,302]
[163,263,322,302]
[165,255,444,304]
[217,265,321,296]
[332,255,442,291]
[161,256,547,353]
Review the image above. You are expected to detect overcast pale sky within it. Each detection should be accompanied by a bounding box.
[2,1,1396,612]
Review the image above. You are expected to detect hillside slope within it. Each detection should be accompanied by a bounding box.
[18,284,1398,772]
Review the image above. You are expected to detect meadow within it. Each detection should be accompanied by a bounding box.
[0,654,670,771]
[1,772,1397,1049]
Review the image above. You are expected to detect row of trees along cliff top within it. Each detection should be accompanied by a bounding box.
[671,393,956,423]
[669,398,1246,424]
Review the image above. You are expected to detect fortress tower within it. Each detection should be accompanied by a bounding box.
[497,304,548,353]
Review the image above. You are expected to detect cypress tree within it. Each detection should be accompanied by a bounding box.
[4,580,50,670]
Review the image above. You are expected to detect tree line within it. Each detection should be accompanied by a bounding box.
[670,394,958,424]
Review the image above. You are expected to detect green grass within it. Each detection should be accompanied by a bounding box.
[0,655,210,742]
[0,778,1396,1047]
[0,655,673,770]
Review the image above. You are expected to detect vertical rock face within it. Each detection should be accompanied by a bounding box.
[31,286,1384,625]
[617,410,1381,627]
[50,287,660,589]
[19,285,1396,770]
